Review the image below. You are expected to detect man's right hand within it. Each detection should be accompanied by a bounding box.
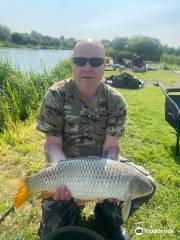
[53,185,72,201]
[53,186,117,204]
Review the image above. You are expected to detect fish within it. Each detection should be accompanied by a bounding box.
[7,156,153,222]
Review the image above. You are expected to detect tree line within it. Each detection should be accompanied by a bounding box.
[0,24,180,62]
[0,24,76,49]
[102,37,180,62]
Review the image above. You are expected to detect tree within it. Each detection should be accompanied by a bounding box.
[64,38,76,49]
[0,24,10,41]
[59,35,65,48]
[163,44,176,55]
[176,47,180,56]
[112,37,128,51]
[11,32,26,45]
[41,35,53,46]
[101,39,112,48]
[127,38,163,61]
[30,30,42,45]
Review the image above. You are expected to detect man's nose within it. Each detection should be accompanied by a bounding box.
[83,62,93,70]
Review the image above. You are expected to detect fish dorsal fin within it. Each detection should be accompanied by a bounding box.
[64,156,102,161]
[86,156,102,160]
[121,196,131,222]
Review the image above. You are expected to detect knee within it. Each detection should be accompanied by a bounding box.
[95,201,113,219]
[95,201,123,228]
[94,202,106,217]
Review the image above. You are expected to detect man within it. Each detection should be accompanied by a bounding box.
[37,38,155,240]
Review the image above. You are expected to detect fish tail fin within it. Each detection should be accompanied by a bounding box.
[7,177,31,208]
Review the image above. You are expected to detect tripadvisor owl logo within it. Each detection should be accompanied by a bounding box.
[135,227,144,235]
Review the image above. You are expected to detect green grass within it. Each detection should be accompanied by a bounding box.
[0,86,179,240]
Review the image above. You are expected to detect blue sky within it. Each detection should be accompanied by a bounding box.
[0,0,180,47]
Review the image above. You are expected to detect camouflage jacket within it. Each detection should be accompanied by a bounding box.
[37,79,126,158]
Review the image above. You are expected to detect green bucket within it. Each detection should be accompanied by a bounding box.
[43,226,105,240]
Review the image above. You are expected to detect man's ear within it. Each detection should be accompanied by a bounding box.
[105,57,109,65]
[104,58,108,67]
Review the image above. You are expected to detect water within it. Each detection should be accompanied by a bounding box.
[0,47,72,73]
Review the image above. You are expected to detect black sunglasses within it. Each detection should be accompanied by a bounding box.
[72,57,105,67]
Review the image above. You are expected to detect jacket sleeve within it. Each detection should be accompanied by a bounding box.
[36,89,64,136]
[106,91,126,137]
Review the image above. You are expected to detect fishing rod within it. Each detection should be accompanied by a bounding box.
[0,205,14,224]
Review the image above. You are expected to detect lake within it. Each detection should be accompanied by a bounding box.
[0,47,72,73]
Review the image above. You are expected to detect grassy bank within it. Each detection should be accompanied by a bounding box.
[0,85,179,239]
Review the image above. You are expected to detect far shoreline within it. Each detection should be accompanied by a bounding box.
[0,43,72,50]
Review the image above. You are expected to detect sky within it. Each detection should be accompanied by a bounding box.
[0,0,180,47]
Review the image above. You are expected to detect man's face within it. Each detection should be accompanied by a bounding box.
[72,43,105,94]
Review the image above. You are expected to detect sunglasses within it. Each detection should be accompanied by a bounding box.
[72,57,105,67]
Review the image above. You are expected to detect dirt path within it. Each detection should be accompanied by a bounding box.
[143,80,180,88]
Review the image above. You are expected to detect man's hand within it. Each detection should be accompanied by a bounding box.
[53,185,72,201]
[102,136,120,203]
[45,135,66,163]
[53,186,116,203]
[102,135,119,160]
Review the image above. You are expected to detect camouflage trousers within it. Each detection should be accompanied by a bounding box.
[39,161,156,239]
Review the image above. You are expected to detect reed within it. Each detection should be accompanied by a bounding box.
[0,58,72,131]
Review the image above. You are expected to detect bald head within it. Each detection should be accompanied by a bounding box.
[72,38,105,97]
[73,38,105,58]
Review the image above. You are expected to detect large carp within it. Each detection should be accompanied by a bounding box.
[8,157,153,221]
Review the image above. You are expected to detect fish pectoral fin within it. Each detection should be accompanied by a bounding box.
[121,196,131,223]
[14,186,31,208]
[38,192,55,200]
[76,200,94,206]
